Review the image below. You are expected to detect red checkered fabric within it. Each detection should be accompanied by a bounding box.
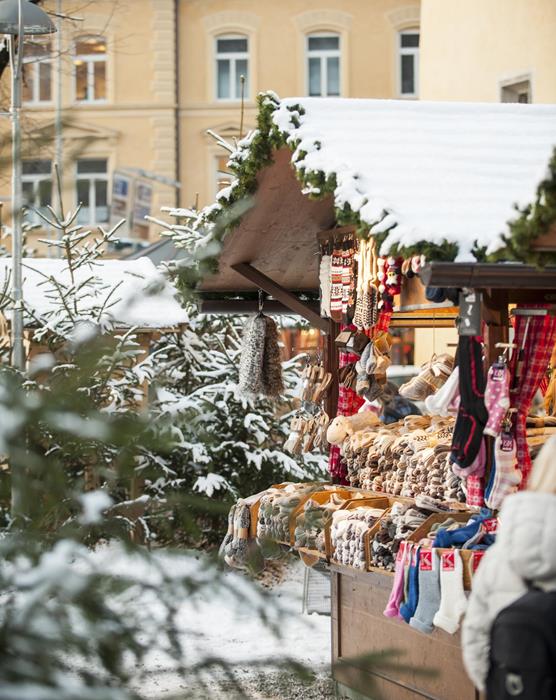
[510,309,556,486]
[465,475,485,508]
[328,344,364,481]
[375,310,393,334]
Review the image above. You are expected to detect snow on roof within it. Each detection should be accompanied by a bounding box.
[271,97,556,261]
[0,256,188,328]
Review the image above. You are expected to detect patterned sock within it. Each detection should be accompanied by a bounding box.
[410,549,441,634]
[433,550,467,634]
[483,363,510,437]
[330,246,344,321]
[400,546,421,623]
[319,254,332,318]
[485,432,522,509]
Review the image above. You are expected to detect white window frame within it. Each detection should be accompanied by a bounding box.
[74,36,107,104]
[306,32,341,97]
[22,160,52,224]
[76,159,109,226]
[398,29,419,98]
[215,34,249,101]
[23,42,53,105]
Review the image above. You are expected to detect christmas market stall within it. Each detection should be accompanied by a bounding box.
[171,94,556,700]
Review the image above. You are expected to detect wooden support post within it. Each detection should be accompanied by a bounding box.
[482,289,510,366]
[325,320,339,419]
[230,262,328,332]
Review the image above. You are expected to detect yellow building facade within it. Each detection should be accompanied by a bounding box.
[0,0,421,250]
[0,0,178,252]
[420,0,556,103]
[178,0,421,207]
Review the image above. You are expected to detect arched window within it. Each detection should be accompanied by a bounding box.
[398,29,419,97]
[215,34,249,100]
[306,33,340,97]
[74,36,107,103]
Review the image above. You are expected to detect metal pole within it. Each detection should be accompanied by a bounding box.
[55,0,63,238]
[10,0,25,372]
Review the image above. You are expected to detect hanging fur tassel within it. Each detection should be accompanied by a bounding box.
[238,314,267,396]
[262,315,285,397]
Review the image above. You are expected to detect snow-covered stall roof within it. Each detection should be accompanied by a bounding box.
[269,97,556,261]
[0,257,188,328]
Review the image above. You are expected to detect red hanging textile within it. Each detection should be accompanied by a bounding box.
[328,345,365,482]
[510,309,556,487]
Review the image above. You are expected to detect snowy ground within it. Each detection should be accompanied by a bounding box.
[91,547,334,699]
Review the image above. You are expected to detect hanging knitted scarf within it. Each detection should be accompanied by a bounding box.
[239,313,284,398]
[261,315,285,397]
[238,314,267,397]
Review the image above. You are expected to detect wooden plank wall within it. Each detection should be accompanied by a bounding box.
[332,567,480,700]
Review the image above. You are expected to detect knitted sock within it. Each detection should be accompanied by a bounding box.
[451,437,486,478]
[330,247,344,321]
[433,511,489,548]
[319,254,332,318]
[410,549,441,634]
[424,367,459,417]
[401,543,414,612]
[433,550,467,634]
[399,546,421,623]
[384,542,409,618]
[485,432,522,509]
[483,363,510,437]
[450,337,488,468]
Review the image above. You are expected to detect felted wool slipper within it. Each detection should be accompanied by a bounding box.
[399,354,454,401]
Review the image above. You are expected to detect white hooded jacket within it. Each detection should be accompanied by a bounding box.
[461,491,556,691]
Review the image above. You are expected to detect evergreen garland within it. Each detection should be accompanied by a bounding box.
[491,150,556,267]
[168,93,556,294]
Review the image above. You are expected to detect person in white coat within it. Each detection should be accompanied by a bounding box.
[461,435,556,692]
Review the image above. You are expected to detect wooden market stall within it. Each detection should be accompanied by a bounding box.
[194,94,556,700]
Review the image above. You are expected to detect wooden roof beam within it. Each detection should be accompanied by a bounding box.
[231,262,328,332]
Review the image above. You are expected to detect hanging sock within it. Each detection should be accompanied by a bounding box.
[329,245,344,322]
[399,546,421,623]
[433,550,468,634]
[410,549,441,634]
[450,336,488,469]
[319,254,332,318]
[483,363,511,437]
[384,542,410,618]
[484,432,521,509]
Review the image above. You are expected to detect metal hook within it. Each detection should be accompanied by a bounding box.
[258,289,264,313]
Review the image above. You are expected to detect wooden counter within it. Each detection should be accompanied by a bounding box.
[331,565,480,700]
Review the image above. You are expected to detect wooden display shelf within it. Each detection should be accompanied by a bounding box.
[331,565,481,700]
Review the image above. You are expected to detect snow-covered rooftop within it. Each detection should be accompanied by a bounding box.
[271,97,556,260]
[0,257,188,328]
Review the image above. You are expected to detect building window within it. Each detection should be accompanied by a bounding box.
[307,33,340,97]
[22,41,52,104]
[74,36,107,103]
[399,29,419,97]
[216,35,249,100]
[22,159,52,223]
[76,159,109,225]
[501,79,531,103]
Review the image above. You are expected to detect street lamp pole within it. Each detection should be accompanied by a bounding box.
[0,0,57,371]
[9,0,24,371]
